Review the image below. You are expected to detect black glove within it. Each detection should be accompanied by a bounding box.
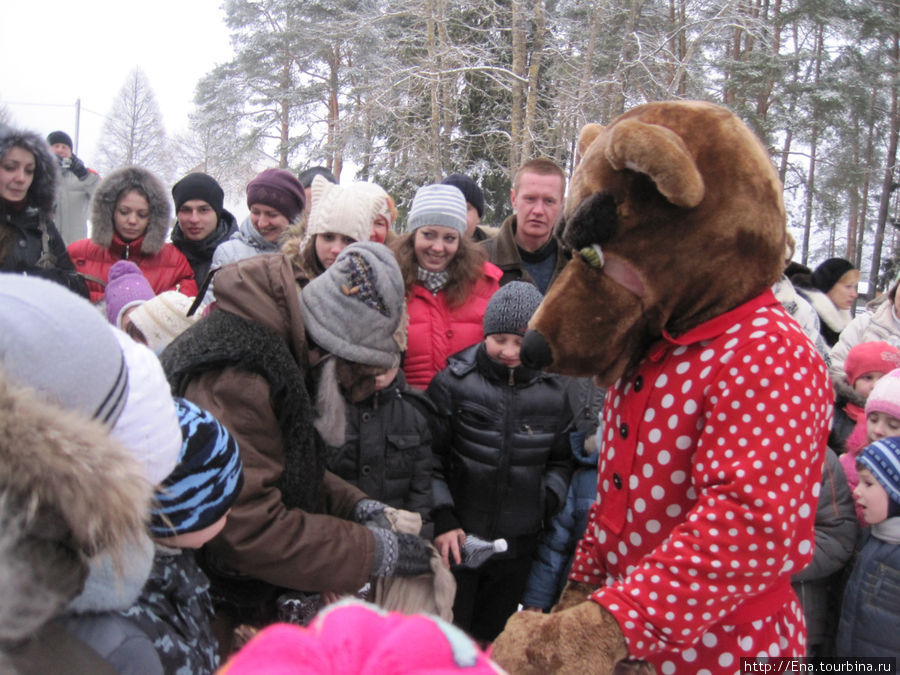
[368,528,431,577]
[351,498,392,530]
[68,155,89,179]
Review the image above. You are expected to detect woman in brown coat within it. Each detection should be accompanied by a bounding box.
[161,242,431,648]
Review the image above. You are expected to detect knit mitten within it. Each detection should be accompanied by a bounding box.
[352,498,392,530]
[368,527,431,577]
[491,601,629,674]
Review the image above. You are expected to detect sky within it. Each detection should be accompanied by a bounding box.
[1,0,234,163]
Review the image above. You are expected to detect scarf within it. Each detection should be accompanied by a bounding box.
[417,266,449,294]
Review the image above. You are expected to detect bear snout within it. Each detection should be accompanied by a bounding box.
[521,329,554,370]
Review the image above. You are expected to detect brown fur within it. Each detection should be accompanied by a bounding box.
[0,371,152,560]
[0,370,153,642]
[390,231,488,308]
[492,600,628,674]
[530,101,786,383]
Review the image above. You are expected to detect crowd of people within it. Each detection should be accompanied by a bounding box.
[1,121,899,672]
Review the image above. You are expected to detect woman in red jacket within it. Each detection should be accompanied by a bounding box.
[68,166,197,304]
[391,184,501,390]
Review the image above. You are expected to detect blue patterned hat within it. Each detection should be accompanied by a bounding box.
[151,398,244,538]
[859,436,900,510]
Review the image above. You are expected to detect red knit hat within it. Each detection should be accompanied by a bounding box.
[844,341,900,387]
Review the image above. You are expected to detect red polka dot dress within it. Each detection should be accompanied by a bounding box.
[569,291,833,674]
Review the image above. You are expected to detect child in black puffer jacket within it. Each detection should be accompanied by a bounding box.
[426,281,574,644]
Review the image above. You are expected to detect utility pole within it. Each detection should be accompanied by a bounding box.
[74,98,81,154]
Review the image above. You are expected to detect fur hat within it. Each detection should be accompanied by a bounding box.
[150,398,244,538]
[172,172,225,217]
[0,370,153,645]
[442,173,484,218]
[407,184,467,234]
[0,125,59,216]
[298,166,337,188]
[104,260,155,327]
[483,281,544,337]
[299,242,406,370]
[811,258,856,294]
[858,436,900,510]
[0,274,127,427]
[845,342,900,388]
[110,329,183,485]
[90,166,171,254]
[246,168,306,222]
[220,599,501,674]
[129,291,199,354]
[306,175,382,244]
[865,367,900,421]
[46,131,73,150]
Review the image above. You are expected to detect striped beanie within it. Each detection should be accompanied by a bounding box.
[0,274,128,427]
[151,398,244,538]
[407,184,467,234]
[858,436,900,516]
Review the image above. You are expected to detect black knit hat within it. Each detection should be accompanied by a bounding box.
[483,281,544,337]
[46,130,73,150]
[811,258,856,293]
[442,173,485,218]
[298,166,338,188]
[172,172,225,217]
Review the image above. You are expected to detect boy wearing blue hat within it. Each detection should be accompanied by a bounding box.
[836,436,900,660]
[121,398,244,674]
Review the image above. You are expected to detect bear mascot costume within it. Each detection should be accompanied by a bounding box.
[490,101,833,674]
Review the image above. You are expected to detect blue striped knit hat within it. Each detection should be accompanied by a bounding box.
[151,398,244,537]
[859,436,900,517]
[407,184,467,234]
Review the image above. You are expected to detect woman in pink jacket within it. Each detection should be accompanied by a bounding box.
[391,184,501,390]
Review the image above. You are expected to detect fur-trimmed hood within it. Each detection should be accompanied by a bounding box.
[90,166,171,254]
[0,125,59,217]
[0,369,152,647]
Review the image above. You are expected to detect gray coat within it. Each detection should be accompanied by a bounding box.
[791,448,858,652]
[211,215,280,269]
[54,163,100,246]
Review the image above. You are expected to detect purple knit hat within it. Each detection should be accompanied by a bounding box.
[246,168,306,222]
[865,367,900,420]
[105,260,155,327]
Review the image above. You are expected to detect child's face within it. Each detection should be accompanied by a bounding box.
[854,371,886,398]
[374,366,399,391]
[853,467,890,524]
[156,510,230,549]
[485,333,524,368]
[866,411,900,443]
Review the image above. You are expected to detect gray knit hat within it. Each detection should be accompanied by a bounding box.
[299,242,407,369]
[0,274,128,427]
[407,184,467,234]
[483,281,544,337]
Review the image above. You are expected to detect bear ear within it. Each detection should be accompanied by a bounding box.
[605,119,705,208]
[576,124,605,164]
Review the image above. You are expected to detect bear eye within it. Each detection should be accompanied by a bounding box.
[563,191,619,252]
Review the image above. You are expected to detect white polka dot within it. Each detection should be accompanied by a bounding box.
[682,648,697,662]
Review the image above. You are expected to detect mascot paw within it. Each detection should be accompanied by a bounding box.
[551,580,597,613]
[491,601,628,675]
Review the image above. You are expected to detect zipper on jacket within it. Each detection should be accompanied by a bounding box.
[123,243,130,260]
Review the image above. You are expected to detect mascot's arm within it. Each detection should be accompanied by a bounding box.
[491,599,627,675]
[588,335,831,659]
